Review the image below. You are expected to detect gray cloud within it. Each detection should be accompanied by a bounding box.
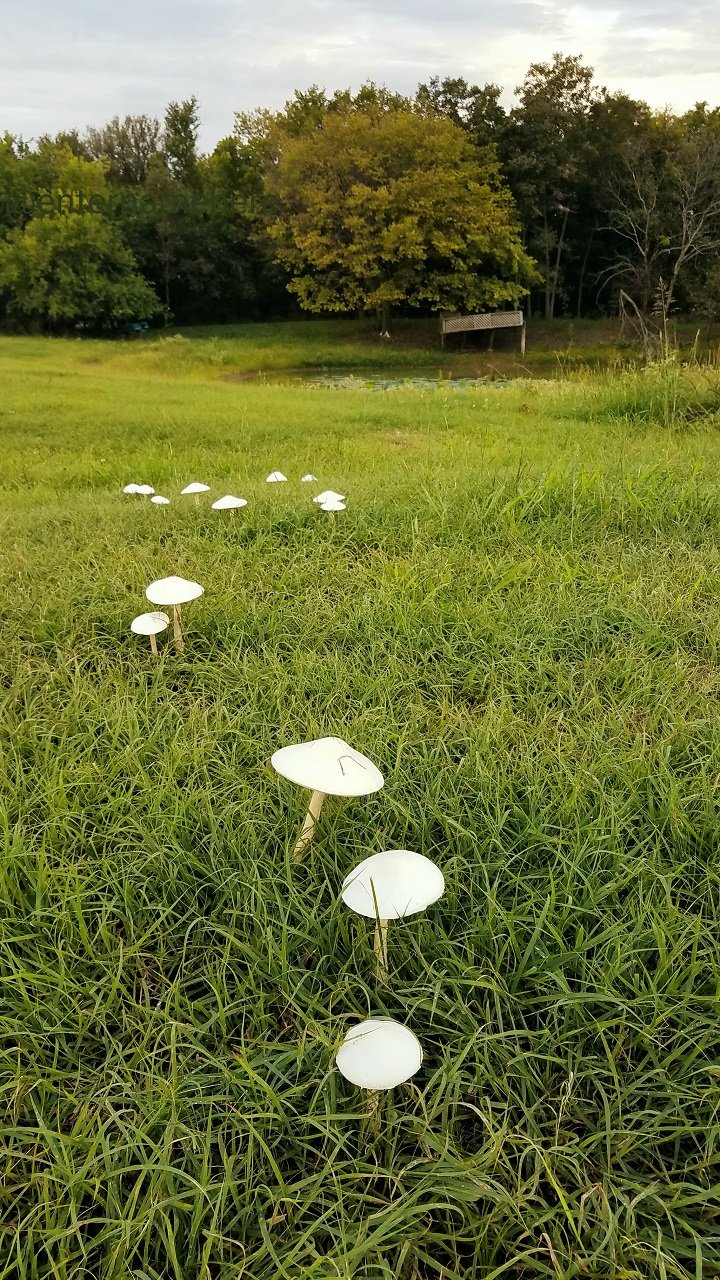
[0,0,716,149]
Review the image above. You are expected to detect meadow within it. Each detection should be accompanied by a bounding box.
[1,320,720,1278]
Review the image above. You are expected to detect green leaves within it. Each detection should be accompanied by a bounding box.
[265,105,538,321]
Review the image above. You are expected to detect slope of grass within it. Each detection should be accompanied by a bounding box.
[1,332,720,1278]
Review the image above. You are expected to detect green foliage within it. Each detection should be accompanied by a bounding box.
[265,104,538,321]
[0,213,161,330]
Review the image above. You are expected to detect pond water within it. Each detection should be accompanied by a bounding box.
[239,367,512,391]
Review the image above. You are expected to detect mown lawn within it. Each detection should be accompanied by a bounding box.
[1,328,720,1278]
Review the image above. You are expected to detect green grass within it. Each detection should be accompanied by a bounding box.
[2,326,720,1278]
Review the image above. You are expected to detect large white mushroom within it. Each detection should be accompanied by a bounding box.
[320,498,346,513]
[342,849,445,980]
[313,490,345,504]
[336,1018,423,1090]
[211,494,248,513]
[181,482,210,505]
[130,611,170,655]
[271,735,384,858]
[266,471,288,483]
[145,576,204,652]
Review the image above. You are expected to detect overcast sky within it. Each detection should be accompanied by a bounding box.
[2,0,717,149]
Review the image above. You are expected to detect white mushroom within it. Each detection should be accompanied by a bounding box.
[271,735,384,858]
[342,850,445,980]
[266,471,288,483]
[211,494,248,513]
[301,474,318,482]
[336,1018,423,1090]
[136,485,155,496]
[151,496,170,505]
[145,576,204,653]
[320,498,346,513]
[181,482,210,505]
[130,611,170,656]
[313,490,345,504]
[123,484,141,494]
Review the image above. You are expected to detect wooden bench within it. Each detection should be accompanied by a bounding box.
[440,309,526,354]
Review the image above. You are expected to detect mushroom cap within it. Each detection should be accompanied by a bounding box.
[130,611,170,636]
[180,482,210,495]
[271,736,384,798]
[266,471,288,483]
[342,850,445,920]
[313,490,345,504]
[145,576,204,606]
[301,474,318,482]
[136,485,155,496]
[212,494,248,510]
[151,495,171,505]
[336,1018,423,1090]
[123,483,140,494]
[320,499,346,512]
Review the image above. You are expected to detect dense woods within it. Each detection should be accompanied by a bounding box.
[1,54,719,331]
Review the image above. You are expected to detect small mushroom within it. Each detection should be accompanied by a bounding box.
[271,735,384,858]
[301,474,318,483]
[336,1018,423,1090]
[145,576,204,652]
[313,490,345,504]
[211,494,248,513]
[181,482,210,505]
[320,498,346,513]
[266,471,288,483]
[130,610,170,655]
[151,495,171,505]
[124,483,154,496]
[342,849,445,981]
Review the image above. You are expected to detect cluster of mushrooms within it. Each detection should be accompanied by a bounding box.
[272,735,445,1095]
[123,474,346,513]
[130,576,204,655]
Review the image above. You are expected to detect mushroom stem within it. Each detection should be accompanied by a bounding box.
[374,919,389,982]
[173,605,184,652]
[150,633,158,656]
[293,789,326,858]
[361,1089,382,1136]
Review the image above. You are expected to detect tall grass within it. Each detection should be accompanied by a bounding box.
[1,332,720,1278]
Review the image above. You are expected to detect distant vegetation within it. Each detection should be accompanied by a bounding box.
[1,55,719,337]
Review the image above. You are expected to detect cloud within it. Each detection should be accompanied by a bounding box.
[0,0,716,149]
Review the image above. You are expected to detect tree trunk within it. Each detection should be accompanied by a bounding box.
[543,206,552,319]
[576,227,594,319]
[549,208,569,320]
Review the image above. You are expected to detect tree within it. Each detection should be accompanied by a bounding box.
[264,103,537,330]
[84,114,162,185]
[501,53,602,319]
[601,106,720,318]
[416,76,507,147]
[0,214,161,330]
[163,97,200,183]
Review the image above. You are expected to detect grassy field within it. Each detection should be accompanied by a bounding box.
[2,323,720,1278]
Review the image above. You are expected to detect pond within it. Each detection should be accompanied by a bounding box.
[230,367,513,391]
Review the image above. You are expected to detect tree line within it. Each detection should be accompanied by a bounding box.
[0,53,719,332]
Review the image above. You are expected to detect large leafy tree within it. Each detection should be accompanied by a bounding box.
[0,213,160,330]
[263,100,537,329]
